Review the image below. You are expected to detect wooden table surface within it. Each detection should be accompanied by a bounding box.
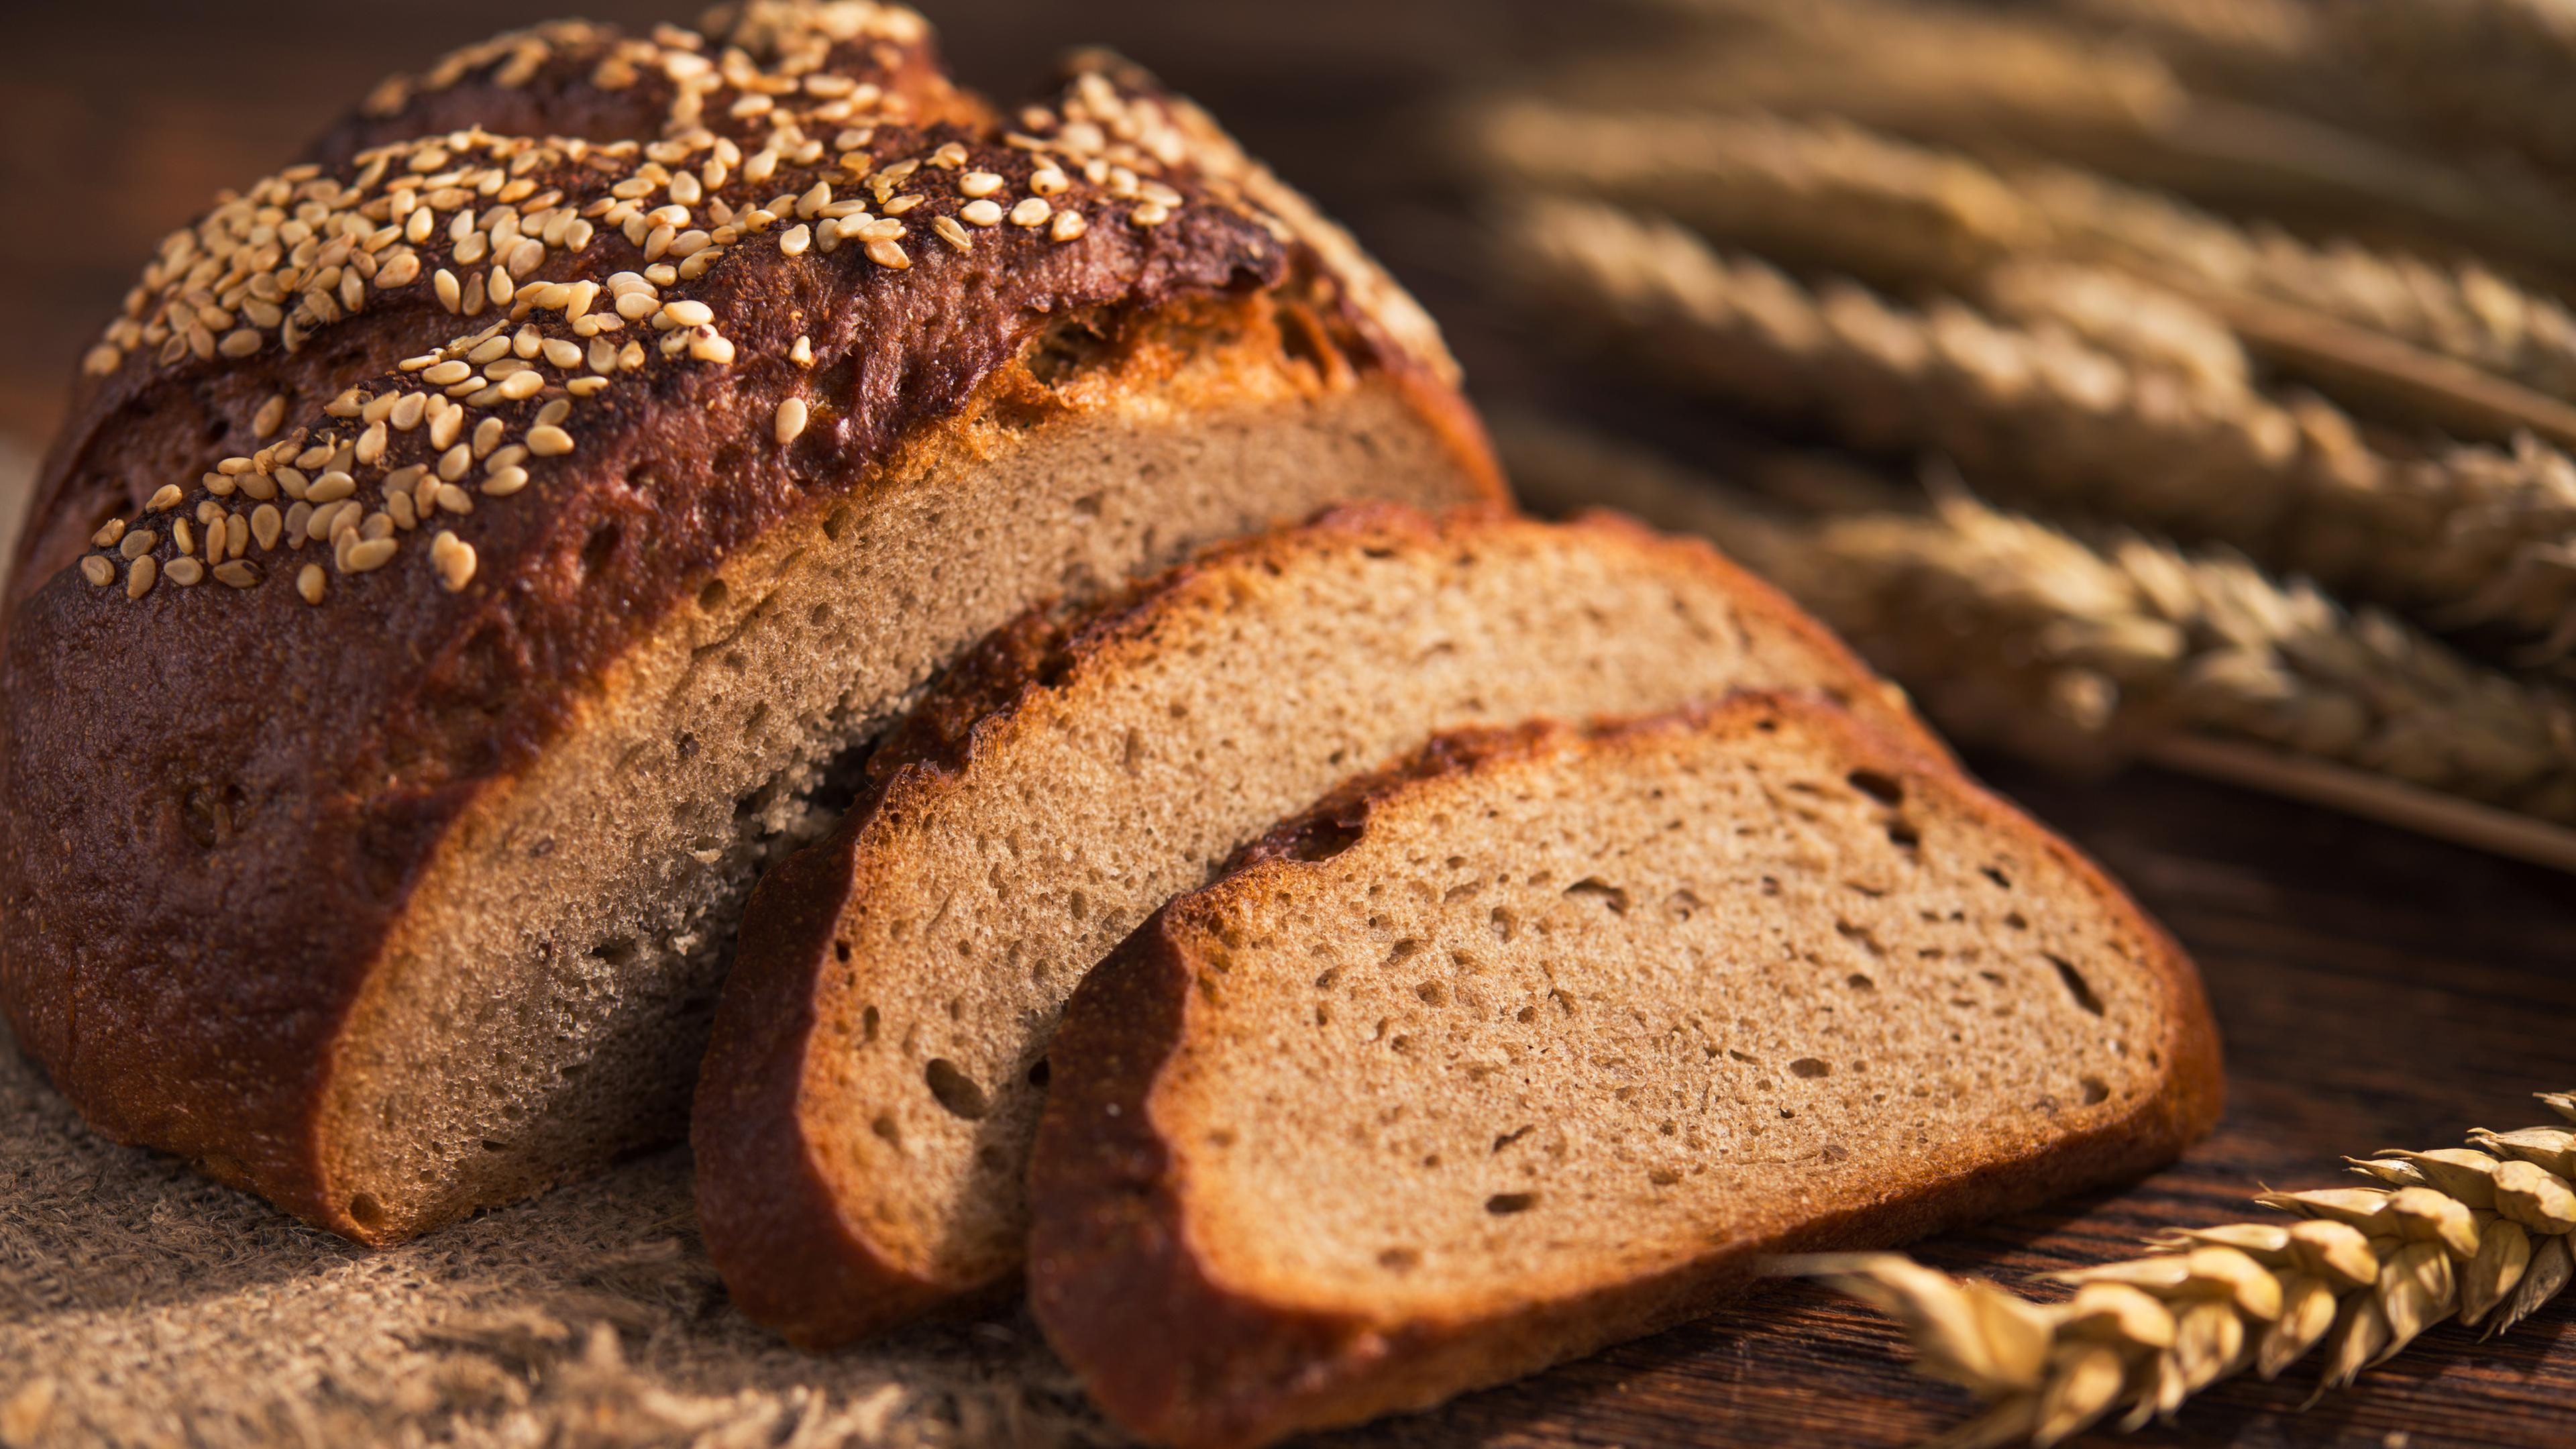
[3,4,2571,1447]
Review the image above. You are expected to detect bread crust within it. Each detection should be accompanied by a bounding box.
[1027,697,2223,1449]
[0,6,1499,1240]
[690,505,1938,1344]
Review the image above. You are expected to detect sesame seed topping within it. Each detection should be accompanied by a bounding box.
[775,396,808,443]
[253,394,289,437]
[1030,167,1069,197]
[525,425,575,456]
[1009,198,1051,227]
[790,335,814,366]
[81,556,113,587]
[780,223,812,256]
[432,531,476,591]
[344,537,399,572]
[959,171,1003,199]
[127,557,158,599]
[146,484,183,512]
[1050,209,1087,243]
[660,299,714,328]
[93,519,125,548]
[298,564,326,604]
[166,557,205,587]
[215,559,261,588]
[961,199,1003,228]
[435,268,463,311]
[865,239,910,270]
[120,531,157,560]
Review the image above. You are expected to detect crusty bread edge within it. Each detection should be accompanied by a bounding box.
[691,504,1937,1342]
[1026,696,2223,1449]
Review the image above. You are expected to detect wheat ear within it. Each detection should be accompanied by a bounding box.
[2321,0,2576,176]
[1498,195,2576,652]
[1784,1091,2576,1447]
[1499,421,2576,831]
[1466,103,2576,427]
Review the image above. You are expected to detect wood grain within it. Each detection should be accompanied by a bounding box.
[1,3,2571,1446]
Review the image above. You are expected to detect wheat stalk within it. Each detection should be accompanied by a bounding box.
[1497,195,2576,653]
[1783,1091,2576,1446]
[1572,0,2576,276]
[1500,422,2576,828]
[1466,103,2576,417]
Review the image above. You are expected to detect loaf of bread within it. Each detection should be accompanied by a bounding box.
[0,3,1499,1244]
[692,503,1938,1346]
[1028,697,2224,1449]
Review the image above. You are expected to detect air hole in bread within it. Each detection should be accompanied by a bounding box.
[860,1006,878,1042]
[1846,769,1904,806]
[1377,1247,1420,1273]
[924,1059,989,1120]
[1416,981,1447,1006]
[1277,817,1362,863]
[1886,819,1921,849]
[1561,878,1629,914]
[820,502,853,541]
[590,937,637,966]
[698,579,730,612]
[2081,1076,2111,1106]
[1983,866,2012,890]
[1026,1057,1051,1089]
[345,1193,386,1232]
[1790,1057,1831,1078]
[180,782,248,850]
[1485,1192,1539,1215]
[2049,954,2105,1016]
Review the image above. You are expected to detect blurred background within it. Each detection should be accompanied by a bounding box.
[9,3,2576,1440]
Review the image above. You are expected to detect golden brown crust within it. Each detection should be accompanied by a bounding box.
[1027,697,2222,1449]
[0,4,1495,1240]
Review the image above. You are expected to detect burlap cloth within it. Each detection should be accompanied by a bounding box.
[0,447,1115,1448]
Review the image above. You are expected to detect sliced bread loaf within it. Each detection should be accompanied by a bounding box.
[1027,698,2222,1449]
[692,504,1932,1344]
[0,11,1499,1244]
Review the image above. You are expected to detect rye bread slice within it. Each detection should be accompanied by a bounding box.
[1027,697,2222,1449]
[692,504,1934,1345]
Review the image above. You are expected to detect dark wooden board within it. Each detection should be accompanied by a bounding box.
[3,3,2573,1446]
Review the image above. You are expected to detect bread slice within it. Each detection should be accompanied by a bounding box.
[0,10,1499,1246]
[692,504,1935,1345]
[1027,698,2223,1449]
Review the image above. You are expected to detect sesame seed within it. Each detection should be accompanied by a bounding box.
[541,338,583,370]
[360,510,394,542]
[660,299,713,327]
[775,396,808,443]
[214,559,260,588]
[252,504,282,551]
[305,499,352,542]
[424,360,474,386]
[306,471,357,503]
[376,252,423,288]
[790,335,814,366]
[254,394,288,437]
[437,484,474,515]
[343,537,398,572]
[482,466,531,496]
[1132,202,1171,227]
[513,325,543,359]
[80,556,113,587]
[690,331,737,362]
[166,557,205,587]
[1050,209,1087,242]
[225,514,248,556]
[432,531,476,591]
[93,519,126,548]
[961,199,1002,227]
[525,425,574,455]
[127,556,158,598]
[390,392,428,431]
[356,422,389,465]
[959,171,1004,198]
[219,329,263,358]
[488,266,515,305]
[614,290,659,320]
[1030,166,1070,197]
[798,181,832,219]
[146,484,183,512]
[298,564,326,604]
[535,398,571,427]
[780,223,812,256]
[120,531,157,559]
[435,269,463,311]
[172,519,195,555]
[1010,198,1051,227]
[567,376,610,396]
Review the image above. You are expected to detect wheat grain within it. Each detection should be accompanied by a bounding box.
[1468,105,2576,409]
[1499,195,2576,649]
[1786,1090,2576,1445]
[1500,422,2576,824]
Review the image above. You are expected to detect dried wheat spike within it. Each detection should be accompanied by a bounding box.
[1498,422,2576,826]
[1497,194,2576,652]
[1467,104,2576,410]
[1788,1091,2576,1445]
[2323,0,2576,175]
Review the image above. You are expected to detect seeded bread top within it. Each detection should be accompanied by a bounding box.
[0,1,1470,1205]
